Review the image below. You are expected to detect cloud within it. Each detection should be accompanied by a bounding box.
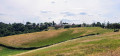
[0,0,120,23]
[0,16,23,23]
[40,11,51,13]
[61,12,76,16]
[80,12,87,15]
[51,1,56,4]
[61,19,71,22]
[0,13,6,16]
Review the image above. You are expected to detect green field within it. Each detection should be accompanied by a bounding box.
[14,28,120,56]
[0,27,112,48]
[0,27,115,56]
[0,46,29,56]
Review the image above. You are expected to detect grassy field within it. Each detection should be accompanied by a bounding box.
[14,29,120,56]
[0,27,113,56]
[0,46,29,56]
[0,29,67,48]
[0,27,111,48]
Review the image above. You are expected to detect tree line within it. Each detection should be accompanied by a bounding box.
[64,22,120,30]
[91,22,120,29]
[0,21,56,37]
[0,21,120,37]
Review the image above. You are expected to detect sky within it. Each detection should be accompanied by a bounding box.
[0,0,120,24]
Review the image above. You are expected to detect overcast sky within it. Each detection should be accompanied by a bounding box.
[0,0,120,24]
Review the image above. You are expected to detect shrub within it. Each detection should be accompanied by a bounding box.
[64,25,70,29]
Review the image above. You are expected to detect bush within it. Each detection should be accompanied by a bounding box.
[114,29,119,32]
[64,25,70,29]
[45,29,48,31]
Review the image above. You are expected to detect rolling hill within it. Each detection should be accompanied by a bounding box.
[14,29,120,56]
[0,27,113,56]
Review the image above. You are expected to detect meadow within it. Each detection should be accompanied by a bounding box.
[0,27,114,56]
[14,28,120,56]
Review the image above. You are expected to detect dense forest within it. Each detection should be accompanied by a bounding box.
[0,21,120,37]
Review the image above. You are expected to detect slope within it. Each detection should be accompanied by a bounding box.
[14,30,120,56]
[0,27,112,56]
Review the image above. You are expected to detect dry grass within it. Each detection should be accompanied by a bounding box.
[13,37,97,56]
[0,27,114,56]
[14,30,120,56]
[81,39,101,42]
[71,27,93,35]
[0,47,3,51]
[0,27,104,48]
[89,47,120,56]
[0,29,67,47]
[71,28,83,34]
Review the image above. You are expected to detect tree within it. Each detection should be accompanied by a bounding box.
[107,21,110,28]
[82,23,87,27]
[92,22,96,27]
[101,23,105,28]
[26,22,31,25]
[96,22,101,27]
[32,23,36,28]
[52,21,56,26]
